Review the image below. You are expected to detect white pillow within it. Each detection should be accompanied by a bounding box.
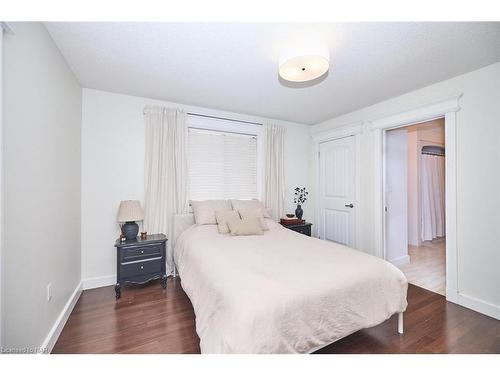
[215,210,240,234]
[230,199,270,218]
[238,209,269,231]
[227,217,264,236]
[190,200,232,225]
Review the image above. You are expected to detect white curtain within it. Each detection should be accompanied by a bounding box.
[421,153,445,241]
[144,106,188,274]
[263,123,286,220]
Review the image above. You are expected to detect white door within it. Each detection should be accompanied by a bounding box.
[319,136,356,247]
[385,129,408,263]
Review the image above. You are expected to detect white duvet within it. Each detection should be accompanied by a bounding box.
[174,219,407,354]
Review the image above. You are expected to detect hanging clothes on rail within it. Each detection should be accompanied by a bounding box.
[421,146,445,241]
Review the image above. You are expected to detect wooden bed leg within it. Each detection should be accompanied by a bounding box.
[398,312,404,334]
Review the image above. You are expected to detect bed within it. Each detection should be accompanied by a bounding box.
[173,215,408,354]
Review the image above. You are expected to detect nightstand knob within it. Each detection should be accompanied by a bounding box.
[140,265,144,270]
[141,250,144,254]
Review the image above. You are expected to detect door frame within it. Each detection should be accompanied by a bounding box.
[370,94,462,303]
[384,128,410,266]
[0,22,12,349]
[312,122,362,249]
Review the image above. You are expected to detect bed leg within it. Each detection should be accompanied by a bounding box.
[173,264,177,278]
[398,312,404,334]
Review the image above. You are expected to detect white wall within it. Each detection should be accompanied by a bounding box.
[416,123,445,144]
[81,89,312,285]
[3,23,82,349]
[311,62,500,319]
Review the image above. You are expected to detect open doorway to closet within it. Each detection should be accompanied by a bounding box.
[385,118,446,295]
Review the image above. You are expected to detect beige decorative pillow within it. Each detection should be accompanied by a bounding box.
[227,217,264,236]
[215,210,240,234]
[230,199,271,218]
[238,209,269,231]
[191,200,232,225]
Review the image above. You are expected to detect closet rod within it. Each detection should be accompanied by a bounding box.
[421,145,445,156]
[422,152,445,156]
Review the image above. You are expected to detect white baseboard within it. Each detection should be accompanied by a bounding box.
[446,287,499,320]
[455,292,500,321]
[389,255,410,266]
[41,281,82,353]
[82,274,115,290]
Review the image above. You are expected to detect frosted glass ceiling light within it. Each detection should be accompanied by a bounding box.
[279,49,329,82]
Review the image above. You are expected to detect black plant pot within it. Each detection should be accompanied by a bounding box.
[295,205,303,220]
[122,221,139,240]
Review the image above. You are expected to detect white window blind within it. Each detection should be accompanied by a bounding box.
[188,128,258,200]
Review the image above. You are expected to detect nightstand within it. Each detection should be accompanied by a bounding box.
[114,234,167,299]
[282,222,313,236]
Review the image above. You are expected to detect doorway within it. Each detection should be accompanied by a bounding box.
[385,119,446,295]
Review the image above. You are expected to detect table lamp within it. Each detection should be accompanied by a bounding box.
[117,200,144,240]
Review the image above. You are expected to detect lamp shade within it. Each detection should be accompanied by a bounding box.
[117,200,144,222]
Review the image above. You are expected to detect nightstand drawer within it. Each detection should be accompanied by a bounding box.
[294,226,311,236]
[122,244,161,261]
[121,257,163,278]
[282,223,312,237]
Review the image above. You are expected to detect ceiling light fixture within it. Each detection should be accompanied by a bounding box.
[278,49,329,83]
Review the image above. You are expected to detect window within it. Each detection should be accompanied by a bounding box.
[188,127,258,200]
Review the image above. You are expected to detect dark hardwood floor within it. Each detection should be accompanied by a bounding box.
[52,278,500,354]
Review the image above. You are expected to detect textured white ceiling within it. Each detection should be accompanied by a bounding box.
[45,22,500,124]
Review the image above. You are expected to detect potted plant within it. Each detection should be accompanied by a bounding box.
[293,187,308,220]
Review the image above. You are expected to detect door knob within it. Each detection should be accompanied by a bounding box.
[345,203,354,208]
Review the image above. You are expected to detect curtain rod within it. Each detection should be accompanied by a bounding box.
[143,107,263,126]
[187,112,263,126]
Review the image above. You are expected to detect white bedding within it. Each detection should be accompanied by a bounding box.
[174,219,407,354]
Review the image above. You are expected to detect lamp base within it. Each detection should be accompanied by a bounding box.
[122,221,139,240]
